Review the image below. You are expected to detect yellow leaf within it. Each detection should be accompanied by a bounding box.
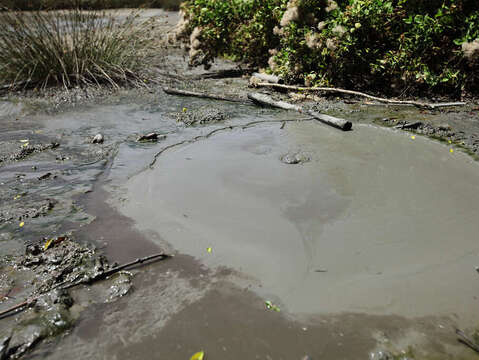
[43,238,54,251]
[450,148,454,153]
[410,135,415,140]
[190,351,204,360]
[19,222,25,227]
[182,107,188,113]
[19,139,29,143]
[448,140,452,144]
[22,142,29,148]
[207,247,212,253]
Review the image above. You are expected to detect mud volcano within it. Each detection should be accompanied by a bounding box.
[121,121,479,324]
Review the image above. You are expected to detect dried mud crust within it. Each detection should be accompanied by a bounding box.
[378,117,479,157]
[175,106,228,126]
[0,237,132,360]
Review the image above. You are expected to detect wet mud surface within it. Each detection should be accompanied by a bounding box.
[121,122,479,321]
[1,9,479,360]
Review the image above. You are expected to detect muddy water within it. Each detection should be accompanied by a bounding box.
[121,121,479,323]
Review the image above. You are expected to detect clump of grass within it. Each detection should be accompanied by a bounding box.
[0,7,157,89]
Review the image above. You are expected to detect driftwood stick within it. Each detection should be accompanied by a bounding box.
[307,110,352,131]
[0,253,170,319]
[252,72,283,84]
[255,82,466,109]
[247,92,302,111]
[163,87,244,103]
[247,92,352,131]
[456,329,479,354]
[61,253,170,290]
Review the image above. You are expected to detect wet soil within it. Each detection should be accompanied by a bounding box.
[1,8,479,360]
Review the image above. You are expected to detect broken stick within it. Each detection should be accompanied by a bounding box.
[163,87,244,103]
[247,92,352,131]
[456,329,479,354]
[254,82,466,110]
[0,253,170,319]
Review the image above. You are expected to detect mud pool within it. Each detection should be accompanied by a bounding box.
[2,83,479,359]
[121,119,479,322]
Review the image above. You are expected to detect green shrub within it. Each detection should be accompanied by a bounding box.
[182,0,287,65]
[182,0,479,96]
[0,8,157,88]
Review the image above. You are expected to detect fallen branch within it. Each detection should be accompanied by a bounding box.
[456,329,479,354]
[255,83,466,110]
[0,253,170,319]
[247,92,352,131]
[163,87,352,131]
[163,87,245,103]
[394,121,423,130]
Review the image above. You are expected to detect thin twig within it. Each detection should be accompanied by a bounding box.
[254,82,466,109]
[163,87,247,103]
[0,253,170,319]
[456,328,479,354]
[148,118,315,168]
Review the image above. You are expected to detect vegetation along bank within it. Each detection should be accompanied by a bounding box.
[178,0,479,98]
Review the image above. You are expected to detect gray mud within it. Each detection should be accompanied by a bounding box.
[121,121,479,323]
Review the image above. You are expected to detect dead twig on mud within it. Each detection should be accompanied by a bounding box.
[163,87,246,103]
[247,93,352,131]
[0,253,170,319]
[148,118,315,168]
[456,328,479,354]
[162,87,352,130]
[254,82,466,110]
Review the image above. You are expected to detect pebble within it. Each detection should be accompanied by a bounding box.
[137,133,167,142]
[92,134,104,144]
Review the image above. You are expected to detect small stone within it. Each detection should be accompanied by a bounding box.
[25,244,42,256]
[137,133,166,142]
[92,134,104,144]
[37,172,52,181]
[281,152,311,165]
[0,336,11,359]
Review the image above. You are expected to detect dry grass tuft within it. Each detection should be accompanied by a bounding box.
[0,8,158,89]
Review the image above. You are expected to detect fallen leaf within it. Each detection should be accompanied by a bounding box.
[13,195,21,200]
[207,247,212,253]
[265,300,280,312]
[182,107,188,113]
[410,135,416,140]
[43,238,53,251]
[19,139,29,143]
[448,140,452,144]
[190,351,205,360]
[450,148,454,153]
[22,142,29,148]
[19,222,25,227]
